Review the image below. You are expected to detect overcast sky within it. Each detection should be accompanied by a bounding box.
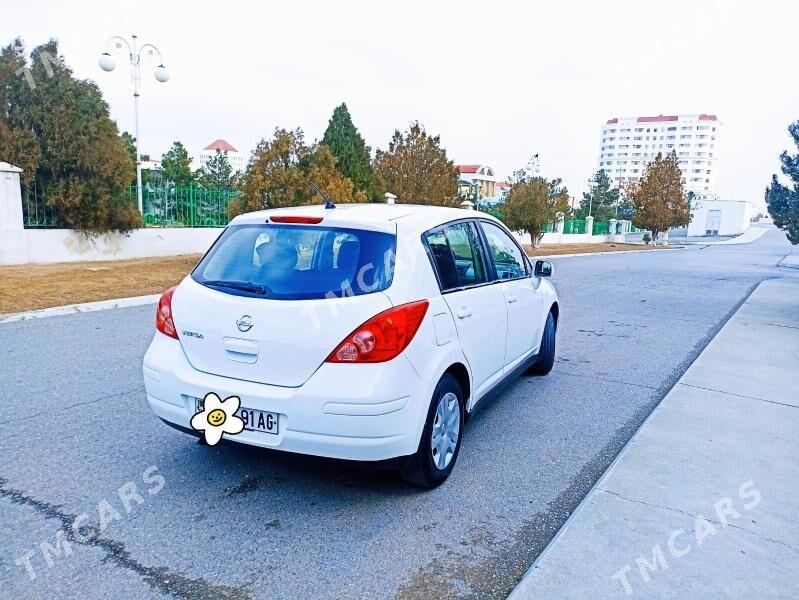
[4,0,798,210]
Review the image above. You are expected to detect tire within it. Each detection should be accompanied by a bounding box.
[528,311,556,375]
[401,374,464,489]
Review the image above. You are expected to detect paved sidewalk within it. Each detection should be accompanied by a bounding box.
[511,277,799,599]
[779,245,799,269]
[713,223,771,244]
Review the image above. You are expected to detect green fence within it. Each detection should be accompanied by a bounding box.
[133,185,240,228]
[476,204,504,222]
[563,219,586,234]
[22,182,239,229]
[592,220,610,235]
[22,182,58,228]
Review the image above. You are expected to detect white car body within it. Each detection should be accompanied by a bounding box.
[143,203,558,470]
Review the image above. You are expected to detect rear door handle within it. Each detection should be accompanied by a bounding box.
[456,307,472,319]
[507,293,518,304]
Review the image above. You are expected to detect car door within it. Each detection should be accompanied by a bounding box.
[424,221,507,399]
[479,220,543,372]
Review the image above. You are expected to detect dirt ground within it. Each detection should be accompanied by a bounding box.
[0,243,674,315]
[0,254,202,314]
[524,242,672,256]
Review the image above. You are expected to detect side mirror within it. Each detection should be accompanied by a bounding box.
[534,260,553,278]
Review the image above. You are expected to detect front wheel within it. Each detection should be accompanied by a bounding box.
[401,374,464,489]
[528,311,556,375]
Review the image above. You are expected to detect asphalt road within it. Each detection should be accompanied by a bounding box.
[1,226,793,600]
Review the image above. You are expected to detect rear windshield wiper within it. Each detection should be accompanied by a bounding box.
[202,279,267,295]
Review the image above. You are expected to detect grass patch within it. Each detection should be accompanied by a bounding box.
[0,254,202,314]
[524,242,674,256]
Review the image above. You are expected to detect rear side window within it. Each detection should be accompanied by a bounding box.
[424,221,488,291]
[192,224,396,300]
[480,221,529,279]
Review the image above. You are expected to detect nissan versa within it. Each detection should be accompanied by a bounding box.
[143,203,559,487]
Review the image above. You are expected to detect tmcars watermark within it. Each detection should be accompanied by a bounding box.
[610,480,761,596]
[14,465,165,581]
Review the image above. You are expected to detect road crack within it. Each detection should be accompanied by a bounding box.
[8,386,146,425]
[0,476,251,599]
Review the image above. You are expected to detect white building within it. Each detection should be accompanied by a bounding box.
[195,139,246,174]
[598,113,721,198]
[688,198,753,237]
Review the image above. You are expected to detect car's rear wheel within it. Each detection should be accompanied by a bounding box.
[528,311,556,375]
[401,374,464,488]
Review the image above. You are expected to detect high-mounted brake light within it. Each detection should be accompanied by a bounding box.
[269,215,324,224]
[156,286,179,339]
[326,300,429,363]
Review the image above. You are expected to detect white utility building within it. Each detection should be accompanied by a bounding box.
[598,113,721,198]
[688,198,753,237]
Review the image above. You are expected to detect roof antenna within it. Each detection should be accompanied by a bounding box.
[309,181,336,209]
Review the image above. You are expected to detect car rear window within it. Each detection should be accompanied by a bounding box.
[191,224,396,300]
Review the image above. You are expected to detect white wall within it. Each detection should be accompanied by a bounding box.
[0,227,222,265]
[687,199,753,236]
[514,231,614,246]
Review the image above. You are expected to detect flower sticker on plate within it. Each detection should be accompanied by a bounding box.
[190,393,245,445]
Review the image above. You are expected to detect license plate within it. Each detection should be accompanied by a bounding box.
[195,398,279,435]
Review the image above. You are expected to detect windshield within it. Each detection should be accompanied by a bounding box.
[191,224,396,300]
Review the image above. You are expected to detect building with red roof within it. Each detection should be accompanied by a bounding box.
[196,139,245,174]
[456,164,497,199]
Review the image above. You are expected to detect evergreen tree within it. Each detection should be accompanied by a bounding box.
[578,169,619,219]
[197,149,236,189]
[158,141,194,187]
[321,103,374,199]
[0,39,138,232]
[120,131,137,185]
[504,170,571,248]
[628,152,690,241]
[765,120,799,244]
[374,122,459,206]
[238,128,364,213]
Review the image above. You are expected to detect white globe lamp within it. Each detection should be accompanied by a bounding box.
[154,65,170,83]
[98,52,116,72]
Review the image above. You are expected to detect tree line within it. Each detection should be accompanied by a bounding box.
[0,39,463,233]
[2,37,726,244]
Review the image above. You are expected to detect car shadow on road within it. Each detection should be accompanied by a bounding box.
[183,435,425,498]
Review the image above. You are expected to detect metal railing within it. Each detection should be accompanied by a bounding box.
[132,185,241,228]
[21,182,241,229]
[592,221,610,235]
[22,182,58,228]
[563,219,586,234]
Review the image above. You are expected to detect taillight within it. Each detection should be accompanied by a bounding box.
[156,286,179,339]
[326,300,429,363]
[269,215,323,224]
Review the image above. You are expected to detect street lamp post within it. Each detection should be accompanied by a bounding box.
[527,153,540,179]
[98,35,169,214]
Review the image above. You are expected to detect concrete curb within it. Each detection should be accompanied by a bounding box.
[531,247,683,259]
[0,294,159,324]
[777,253,799,270]
[711,225,770,245]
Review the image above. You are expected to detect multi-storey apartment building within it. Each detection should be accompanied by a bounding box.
[597,114,721,197]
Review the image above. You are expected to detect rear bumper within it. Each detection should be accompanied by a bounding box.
[143,333,431,461]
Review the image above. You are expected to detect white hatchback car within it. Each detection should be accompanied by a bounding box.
[143,203,559,487]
